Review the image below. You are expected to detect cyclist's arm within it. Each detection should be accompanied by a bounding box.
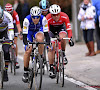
[6,11,14,40]
[64,14,72,38]
[13,11,22,33]
[23,18,29,45]
[42,17,50,45]
[16,24,22,33]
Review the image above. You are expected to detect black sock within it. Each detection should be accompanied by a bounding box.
[40,55,43,58]
[24,67,29,71]
[62,51,65,57]
[50,64,53,70]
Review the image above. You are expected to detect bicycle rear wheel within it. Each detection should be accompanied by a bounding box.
[59,51,64,87]
[0,52,4,89]
[33,54,43,90]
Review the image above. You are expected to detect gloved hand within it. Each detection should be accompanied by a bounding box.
[69,39,74,47]
[24,45,30,51]
[47,45,53,51]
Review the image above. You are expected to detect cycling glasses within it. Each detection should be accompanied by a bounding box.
[52,13,60,16]
[41,8,49,12]
[32,16,40,19]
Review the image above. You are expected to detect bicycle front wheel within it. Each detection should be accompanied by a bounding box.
[33,54,43,90]
[59,51,64,87]
[0,51,4,89]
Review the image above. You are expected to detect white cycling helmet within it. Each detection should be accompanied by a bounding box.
[0,6,3,19]
[30,6,41,16]
[49,4,61,14]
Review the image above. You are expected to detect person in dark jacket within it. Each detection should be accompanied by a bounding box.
[13,0,22,21]
[20,0,30,23]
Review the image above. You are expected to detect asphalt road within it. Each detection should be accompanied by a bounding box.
[1,57,88,90]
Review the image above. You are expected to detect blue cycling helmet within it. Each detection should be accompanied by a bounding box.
[39,0,50,9]
[0,6,3,19]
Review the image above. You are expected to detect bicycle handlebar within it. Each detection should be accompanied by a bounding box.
[50,37,72,41]
[28,40,49,45]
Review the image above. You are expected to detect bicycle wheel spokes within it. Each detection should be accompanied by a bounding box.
[33,55,43,90]
[59,52,64,87]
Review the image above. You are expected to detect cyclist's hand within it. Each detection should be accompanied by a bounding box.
[69,38,74,47]
[19,31,23,40]
[47,45,53,51]
[24,45,30,51]
[11,45,15,49]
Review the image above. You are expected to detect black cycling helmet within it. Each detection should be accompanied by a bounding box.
[39,0,50,9]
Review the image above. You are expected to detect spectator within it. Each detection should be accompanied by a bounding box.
[78,0,96,56]
[20,0,30,23]
[13,0,22,21]
[91,0,100,54]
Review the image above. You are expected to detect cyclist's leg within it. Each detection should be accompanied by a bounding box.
[14,24,20,68]
[2,44,10,82]
[59,31,68,64]
[35,31,44,57]
[1,30,10,82]
[48,31,56,78]
[22,31,33,83]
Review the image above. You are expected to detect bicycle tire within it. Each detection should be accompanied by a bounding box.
[59,51,64,87]
[54,51,59,84]
[10,48,16,75]
[0,52,4,89]
[43,45,49,74]
[33,54,43,90]
[28,68,34,89]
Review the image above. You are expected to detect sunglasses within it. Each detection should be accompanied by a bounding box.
[52,13,60,16]
[32,16,40,19]
[41,8,49,12]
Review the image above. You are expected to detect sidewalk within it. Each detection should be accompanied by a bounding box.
[17,39,100,86]
[65,42,100,86]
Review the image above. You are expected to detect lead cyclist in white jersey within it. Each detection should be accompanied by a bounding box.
[0,6,14,82]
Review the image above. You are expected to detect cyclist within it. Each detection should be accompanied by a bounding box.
[0,6,14,81]
[5,3,23,69]
[46,4,74,78]
[39,0,50,16]
[22,6,51,83]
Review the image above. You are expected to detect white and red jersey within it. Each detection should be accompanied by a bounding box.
[46,12,72,38]
[12,10,20,25]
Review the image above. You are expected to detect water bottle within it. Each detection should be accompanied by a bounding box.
[29,57,34,69]
[32,57,35,68]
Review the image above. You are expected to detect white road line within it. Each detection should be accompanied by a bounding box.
[18,55,97,90]
[18,55,23,60]
[64,75,97,90]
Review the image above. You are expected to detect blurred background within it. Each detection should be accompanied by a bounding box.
[0,0,83,42]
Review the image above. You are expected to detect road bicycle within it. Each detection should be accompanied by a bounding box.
[10,33,21,75]
[51,36,74,87]
[28,40,47,90]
